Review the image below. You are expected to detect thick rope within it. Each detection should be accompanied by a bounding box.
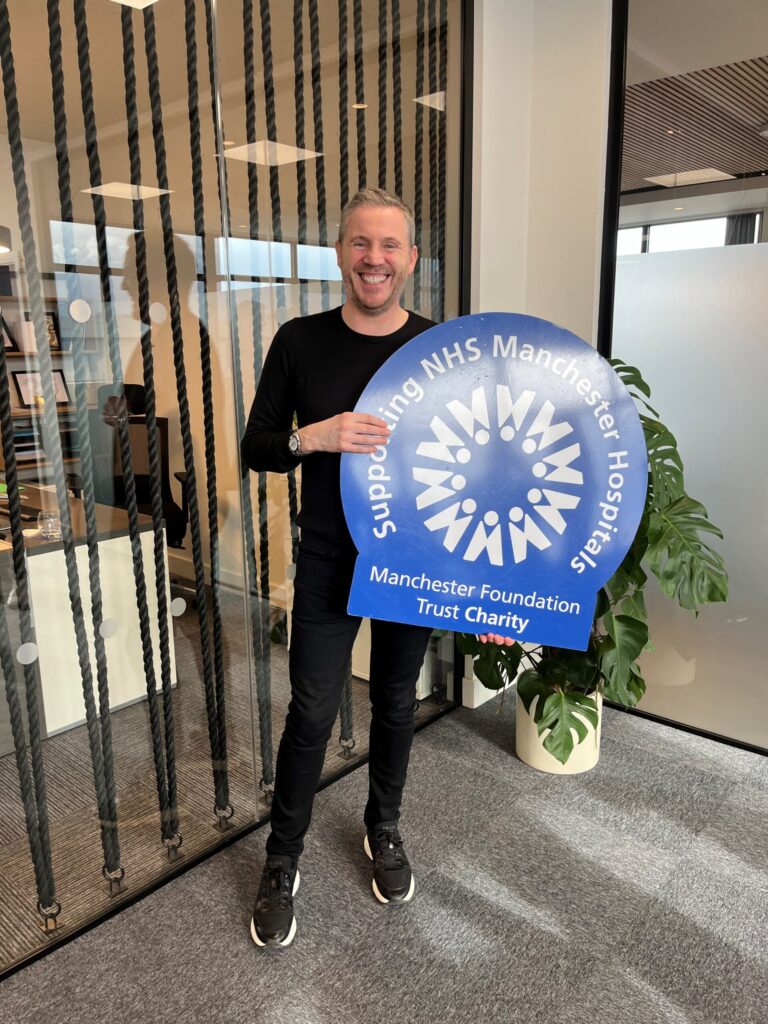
[258,0,300,566]
[293,0,308,318]
[181,0,229,821]
[413,0,426,307]
[308,0,330,310]
[48,0,123,875]
[0,344,57,915]
[4,0,119,887]
[73,0,177,848]
[391,0,403,198]
[0,1,59,918]
[377,0,388,187]
[437,0,447,321]
[338,0,350,208]
[352,0,366,186]
[428,0,439,320]
[143,6,230,821]
[120,6,179,840]
[240,0,275,789]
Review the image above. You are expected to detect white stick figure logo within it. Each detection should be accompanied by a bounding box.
[412,385,583,565]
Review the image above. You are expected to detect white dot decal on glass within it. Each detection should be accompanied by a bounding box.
[170,597,187,617]
[475,429,489,445]
[99,619,119,639]
[522,438,537,455]
[149,302,167,324]
[527,488,542,504]
[456,448,471,465]
[69,299,92,324]
[451,475,466,490]
[500,426,515,441]
[16,642,39,666]
[484,511,499,526]
[461,499,477,514]
[532,462,547,478]
[508,507,523,523]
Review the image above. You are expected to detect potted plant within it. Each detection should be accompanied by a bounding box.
[457,360,728,773]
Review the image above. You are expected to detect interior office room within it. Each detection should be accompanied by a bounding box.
[0,0,765,1020]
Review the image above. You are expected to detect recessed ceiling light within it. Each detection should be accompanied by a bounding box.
[674,206,684,211]
[414,91,446,112]
[82,182,172,200]
[107,0,160,9]
[352,103,367,110]
[223,140,321,166]
[644,168,735,188]
[666,129,676,135]
[223,140,236,147]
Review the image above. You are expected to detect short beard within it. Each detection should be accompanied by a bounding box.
[345,272,406,317]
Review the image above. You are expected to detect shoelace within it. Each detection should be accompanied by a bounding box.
[260,865,292,909]
[374,830,405,869]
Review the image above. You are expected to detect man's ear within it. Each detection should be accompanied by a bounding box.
[408,245,418,274]
[335,239,343,267]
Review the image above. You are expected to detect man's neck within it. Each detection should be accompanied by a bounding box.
[340,301,409,337]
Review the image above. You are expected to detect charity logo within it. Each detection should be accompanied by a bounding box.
[340,313,647,651]
[413,384,583,566]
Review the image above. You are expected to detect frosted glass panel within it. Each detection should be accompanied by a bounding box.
[613,244,768,747]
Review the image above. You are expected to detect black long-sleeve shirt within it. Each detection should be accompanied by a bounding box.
[241,306,435,553]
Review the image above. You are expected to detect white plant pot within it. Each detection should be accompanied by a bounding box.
[515,689,602,775]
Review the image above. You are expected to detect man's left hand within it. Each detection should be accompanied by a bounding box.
[477,633,518,646]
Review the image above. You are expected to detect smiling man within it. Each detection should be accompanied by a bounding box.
[241,188,436,948]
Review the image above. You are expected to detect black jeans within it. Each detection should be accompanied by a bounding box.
[265,543,432,861]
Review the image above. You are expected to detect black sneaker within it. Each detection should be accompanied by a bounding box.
[363,822,415,904]
[250,855,300,947]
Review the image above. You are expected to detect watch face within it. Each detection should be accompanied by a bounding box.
[289,432,300,454]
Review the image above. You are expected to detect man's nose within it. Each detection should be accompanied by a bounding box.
[364,244,386,263]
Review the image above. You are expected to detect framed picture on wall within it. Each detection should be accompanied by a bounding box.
[1,312,18,351]
[11,369,71,408]
[23,309,61,351]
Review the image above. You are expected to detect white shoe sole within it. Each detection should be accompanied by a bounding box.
[250,868,300,947]
[363,835,415,904]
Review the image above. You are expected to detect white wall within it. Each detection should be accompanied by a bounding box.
[472,0,612,343]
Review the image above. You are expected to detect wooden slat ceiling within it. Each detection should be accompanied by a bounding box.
[622,55,768,193]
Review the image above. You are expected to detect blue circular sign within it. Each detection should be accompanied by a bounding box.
[341,313,647,649]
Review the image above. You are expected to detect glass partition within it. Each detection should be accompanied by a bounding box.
[611,0,768,748]
[0,0,462,976]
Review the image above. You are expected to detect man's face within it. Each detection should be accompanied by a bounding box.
[335,206,418,317]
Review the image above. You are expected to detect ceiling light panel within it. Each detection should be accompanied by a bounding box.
[644,168,736,188]
[107,1,160,10]
[82,182,172,200]
[223,140,321,166]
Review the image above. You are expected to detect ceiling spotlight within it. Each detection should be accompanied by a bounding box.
[223,140,236,147]
[352,103,367,110]
[674,207,684,211]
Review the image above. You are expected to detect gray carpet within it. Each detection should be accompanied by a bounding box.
[1,697,765,1024]
[0,588,449,971]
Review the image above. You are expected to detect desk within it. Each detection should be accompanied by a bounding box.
[1,486,177,736]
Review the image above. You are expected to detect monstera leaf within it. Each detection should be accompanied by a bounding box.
[642,415,685,507]
[598,611,648,707]
[647,496,728,611]
[536,690,600,765]
[609,358,659,416]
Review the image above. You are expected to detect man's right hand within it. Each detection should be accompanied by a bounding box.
[299,413,391,454]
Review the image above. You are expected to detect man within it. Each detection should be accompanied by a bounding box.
[241,188,436,948]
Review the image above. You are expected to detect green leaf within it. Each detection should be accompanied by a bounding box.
[642,415,685,506]
[599,613,649,707]
[609,359,659,416]
[516,668,550,723]
[537,691,600,765]
[472,642,524,691]
[455,633,483,656]
[646,496,728,610]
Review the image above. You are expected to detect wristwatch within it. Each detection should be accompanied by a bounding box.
[288,429,303,458]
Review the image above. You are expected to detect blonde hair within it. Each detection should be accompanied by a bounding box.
[338,187,415,247]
